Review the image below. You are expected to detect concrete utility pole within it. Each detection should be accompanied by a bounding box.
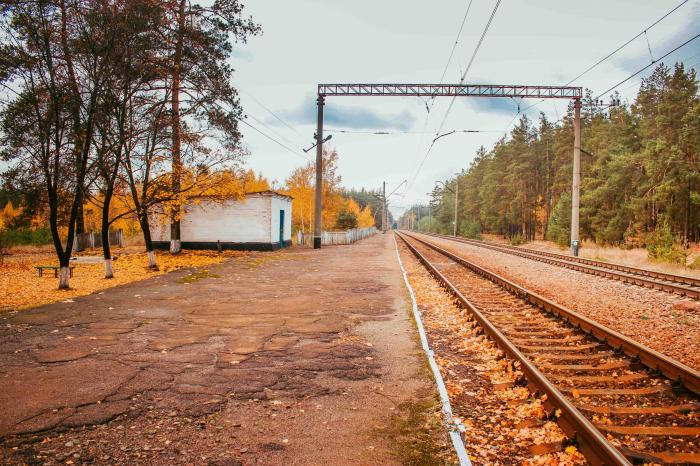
[570,98,581,256]
[453,179,459,237]
[382,181,387,233]
[313,95,324,249]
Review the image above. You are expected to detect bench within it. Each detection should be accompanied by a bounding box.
[35,266,75,278]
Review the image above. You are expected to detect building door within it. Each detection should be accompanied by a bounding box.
[279,210,285,244]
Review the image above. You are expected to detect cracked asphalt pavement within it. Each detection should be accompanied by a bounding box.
[0,234,434,465]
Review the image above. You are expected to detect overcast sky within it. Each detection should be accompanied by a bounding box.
[232,0,700,217]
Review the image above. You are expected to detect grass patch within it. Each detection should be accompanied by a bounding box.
[177,269,221,284]
[378,394,457,466]
[640,314,650,320]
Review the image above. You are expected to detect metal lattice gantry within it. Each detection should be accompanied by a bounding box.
[317,83,582,99]
[312,83,583,255]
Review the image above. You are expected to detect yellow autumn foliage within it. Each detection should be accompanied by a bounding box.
[0,201,22,231]
[0,249,247,313]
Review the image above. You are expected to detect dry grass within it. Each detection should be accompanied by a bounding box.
[0,247,248,313]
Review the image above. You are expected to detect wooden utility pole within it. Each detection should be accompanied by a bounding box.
[313,95,324,249]
[570,98,581,256]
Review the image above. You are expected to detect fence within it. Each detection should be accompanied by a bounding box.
[73,229,124,252]
[297,227,378,246]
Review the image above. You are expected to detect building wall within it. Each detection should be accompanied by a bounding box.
[149,194,292,247]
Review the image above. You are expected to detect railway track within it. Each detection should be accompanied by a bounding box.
[419,232,700,300]
[396,231,700,465]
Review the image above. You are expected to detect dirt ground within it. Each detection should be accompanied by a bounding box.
[0,234,455,465]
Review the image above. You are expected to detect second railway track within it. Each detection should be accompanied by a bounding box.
[396,231,700,465]
[420,232,700,300]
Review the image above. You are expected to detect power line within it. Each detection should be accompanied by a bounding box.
[566,0,688,86]
[594,30,700,100]
[500,0,691,135]
[241,89,305,139]
[236,117,311,162]
[245,112,297,146]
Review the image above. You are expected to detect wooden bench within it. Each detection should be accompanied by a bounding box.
[35,266,75,278]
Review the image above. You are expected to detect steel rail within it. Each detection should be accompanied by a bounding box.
[395,232,631,466]
[425,232,700,299]
[401,231,700,396]
[462,235,700,287]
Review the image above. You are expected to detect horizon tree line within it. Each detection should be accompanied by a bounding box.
[401,62,700,259]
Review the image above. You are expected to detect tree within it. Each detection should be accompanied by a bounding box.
[334,208,357,230]
[165,0,261,253]
[0,1,113,288]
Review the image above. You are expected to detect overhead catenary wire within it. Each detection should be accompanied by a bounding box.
[324,128,500,135]
[434,0,503,137]
[408,0,503,192]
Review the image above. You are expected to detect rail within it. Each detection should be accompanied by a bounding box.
[422,232,700,299]
[398,231,700,464]
[402,231,700,395]
[395,231,630,465]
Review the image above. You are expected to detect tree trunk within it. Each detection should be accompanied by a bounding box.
[59,266,71,289]
[169,0,186,255]
[101,189,113,279]
[75,200,85,252]
[140,210,159,270]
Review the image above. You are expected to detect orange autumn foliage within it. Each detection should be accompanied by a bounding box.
[283,147,348,233]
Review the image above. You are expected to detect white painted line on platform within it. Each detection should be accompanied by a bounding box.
[393,234,472,466]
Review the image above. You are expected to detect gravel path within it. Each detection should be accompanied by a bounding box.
[411,233,700,371]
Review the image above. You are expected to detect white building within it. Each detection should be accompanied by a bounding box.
[151,191,292,251]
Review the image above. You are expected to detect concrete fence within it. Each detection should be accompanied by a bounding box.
[73,229,124,252]
[297,227,377,246]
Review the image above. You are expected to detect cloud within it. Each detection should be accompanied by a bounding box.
[277,97,415,131]
[465,97,520,116]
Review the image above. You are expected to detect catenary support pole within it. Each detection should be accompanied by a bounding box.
[382,181,387,233]
[313,95,325,249]
[453,179,458,237]
[570,98,581,256]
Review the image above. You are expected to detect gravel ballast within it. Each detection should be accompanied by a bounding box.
[413,233,700,371]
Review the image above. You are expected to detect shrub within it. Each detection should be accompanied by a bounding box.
[0,227,52,247]
[509,233,525,245]
[546,193,572,247]
[460,220,482,240]
[334,208,358,230]
[646,221,688,266]
[689,256,700,270]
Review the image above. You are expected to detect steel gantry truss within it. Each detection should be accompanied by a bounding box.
[312,83,584,255]
[317,83,582,99]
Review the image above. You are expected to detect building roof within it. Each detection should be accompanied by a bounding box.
[245,190,293,200]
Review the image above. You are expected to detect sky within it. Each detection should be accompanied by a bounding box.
[231,0,700,218]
